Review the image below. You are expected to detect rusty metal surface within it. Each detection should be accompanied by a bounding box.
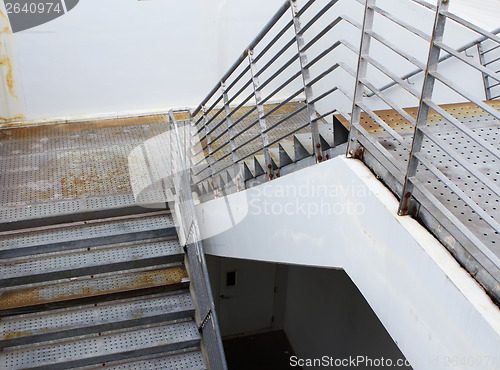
[0,265,188,310]
[0,115,169,222]
[336,100,500,133]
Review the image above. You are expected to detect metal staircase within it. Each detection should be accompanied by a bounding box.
[0,209,210,369]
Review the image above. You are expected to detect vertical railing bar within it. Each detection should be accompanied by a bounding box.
[248,48,273,179]
[477,42,492,100]
[398,0,449,216]
[346,0,376,159]
[290,0,322,160]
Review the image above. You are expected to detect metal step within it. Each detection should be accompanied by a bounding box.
[0,319,201,370]
[0,290,194,348]
[0,211,176,259]
[0,237,183,288]
[0,264,189,316]
[76,349,206,370]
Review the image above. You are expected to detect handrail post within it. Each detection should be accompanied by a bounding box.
[290,0,322,162]
[346,0,375,159]
[477,42,492,100]
[398,0,450,216]
[248,48,274,180]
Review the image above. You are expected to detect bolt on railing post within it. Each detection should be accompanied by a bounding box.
[221,81,244,190]
[398,0,450,216]
[346,0,376,160]
[290,0,322,162]
[477,42,492,100]
[248,48,274,180]
[201,105,219,195]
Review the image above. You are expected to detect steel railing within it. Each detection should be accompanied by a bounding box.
[186,0,500,302]
[167,111,227,370]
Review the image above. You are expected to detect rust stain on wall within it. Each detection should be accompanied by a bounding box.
[0,52,17,98]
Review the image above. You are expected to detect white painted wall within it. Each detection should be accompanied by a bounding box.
[196,156,500,370]
[1,0,497,123]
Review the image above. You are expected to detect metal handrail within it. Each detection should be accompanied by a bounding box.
[167,111,227,369]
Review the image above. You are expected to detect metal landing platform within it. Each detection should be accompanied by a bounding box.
[0,115,170,223]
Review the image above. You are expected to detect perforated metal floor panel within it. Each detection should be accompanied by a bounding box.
[0,115,169,223]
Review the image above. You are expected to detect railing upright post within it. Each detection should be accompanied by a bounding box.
[398,0,450,216]
[201,105,219,195]
[477,42,492,100]
[290,0,322,162]
[221,81,244,190]
[346,0,375,159]
[248,48,274,180]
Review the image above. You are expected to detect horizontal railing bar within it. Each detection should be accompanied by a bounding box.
[441,10,500,45]
[304,40,342,69]
[339,61,357,77]
[360,78,417,127]
[306,63,340,87]
[492,94,500,99]
[204,114,228,137]
[351,123,408,174]
[312,108,337,122]
[253,20,294,64]
[267,121,310,147]
[262,88,305,119]
[226,80,253,108]
[208,126,229,146]
[489,81,500,89]
[369,30,427,70]
[260,71,302,105]
[232,132,261,153]
[364,55,421,99]
[410,0,436,11]
[424,98,500,160]
[263,105,307,134]
[227,92,256,121]
[484,55,500,66]
[255,37,297,78]
[224,65,251,95]
[298,0,340,36]
[357,101,411,150]
[195,105,225,135]
[231,118,260,141]
[209,138,231,156]
[435,41,500,83]
[310,86,338,105]
[371,5,431,42]
[414,153,500,233]
[377,26,500,93]
[235,144,266,163]
[191,0,291,117]
[301,17,343,53]
[259,53,300,91]
[482,44,500,55]
[409,176,500,266]
[228,105,257,129]
[430,70,500,122]
[418,126,500,198]
[295,0,315,18]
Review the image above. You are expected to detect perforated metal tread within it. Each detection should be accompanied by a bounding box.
[0,264,189,312]
[0,237,184,288]
[0,290,194,348]
[0,319,201,370]
[77,349,206,370]
[0,212,176,259]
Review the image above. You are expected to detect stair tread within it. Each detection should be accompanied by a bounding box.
[0,291,194,344]
[0,212,175,251]
[79,349,206,370]
[0,319,200,369]
[1,237,183,282]
[0,265,188,311]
